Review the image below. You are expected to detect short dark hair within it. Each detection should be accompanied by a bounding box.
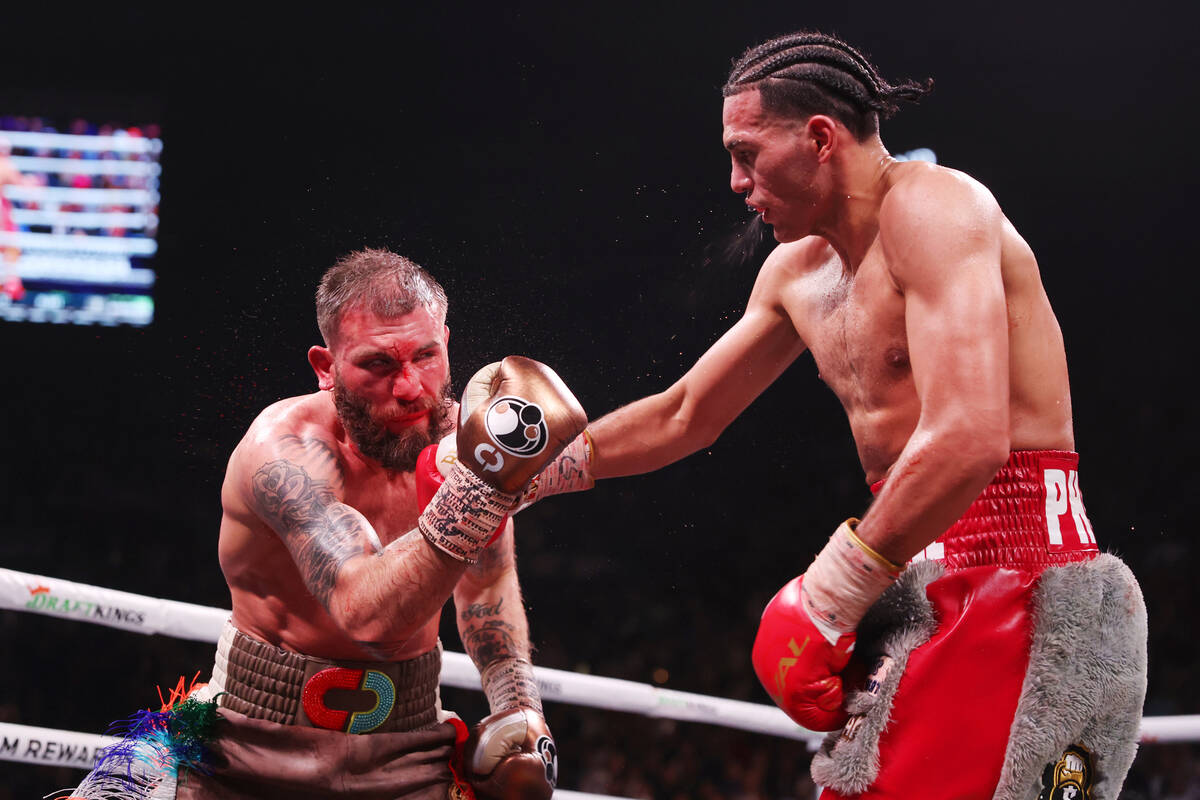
[316,248,448,345]
[723,31,932,141]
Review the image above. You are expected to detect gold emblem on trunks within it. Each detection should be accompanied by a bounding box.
[1037,744,1094,800]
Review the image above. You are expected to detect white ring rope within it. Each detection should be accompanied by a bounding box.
[0,722,623,800]
[0,567,817,743]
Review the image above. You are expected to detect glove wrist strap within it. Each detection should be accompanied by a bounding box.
[480,657,543,714]
[802,519,902,643]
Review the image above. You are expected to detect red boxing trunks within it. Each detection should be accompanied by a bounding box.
[812,451,1147,800]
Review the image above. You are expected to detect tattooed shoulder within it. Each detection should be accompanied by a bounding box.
[276,433,345,490]
[250,458,364,609]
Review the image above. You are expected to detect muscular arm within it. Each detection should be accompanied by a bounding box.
[453,520,538,709]
[247,433,468,655]
[589,247,808,478]
[856,171,1011,562]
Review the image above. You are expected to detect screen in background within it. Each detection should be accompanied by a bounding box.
[0,117,162,326]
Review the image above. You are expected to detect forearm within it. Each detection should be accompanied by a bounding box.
[328,530,468,651]
[453,556,544,714]
[589,389,714,479]
[856,426,1008,564]
[455,565,532,669]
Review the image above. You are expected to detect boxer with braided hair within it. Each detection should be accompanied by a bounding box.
[573,30,1147,799]
[723,31,932,140]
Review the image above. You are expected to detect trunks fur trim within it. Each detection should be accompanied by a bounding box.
[809,559,943,793]
[994,554,1147,800]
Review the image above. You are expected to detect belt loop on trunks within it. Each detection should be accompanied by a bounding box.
[213,623,442,733]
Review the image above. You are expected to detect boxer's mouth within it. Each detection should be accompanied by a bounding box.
[387,409,430,429]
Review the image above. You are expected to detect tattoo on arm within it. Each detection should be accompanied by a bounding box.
[251,458,362,609]
[464,618,519,667]
[461,597,504,620]
[276,434,345,494]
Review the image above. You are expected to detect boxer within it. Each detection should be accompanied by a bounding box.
[555,31,1147,799]
[68,249,585,800]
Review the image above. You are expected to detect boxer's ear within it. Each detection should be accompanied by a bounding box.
[308,345,335,391]
[807,115,837,163]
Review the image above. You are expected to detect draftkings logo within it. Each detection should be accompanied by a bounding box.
[24,585,146,626]
[1038,744,1094,800]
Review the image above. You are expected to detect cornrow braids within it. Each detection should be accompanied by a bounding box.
[723,31,932,140]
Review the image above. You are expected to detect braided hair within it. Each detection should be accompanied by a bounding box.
[723,32,932,140]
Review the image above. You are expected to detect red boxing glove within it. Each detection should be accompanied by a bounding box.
[415,444,445,511]
[752,574,856,731]
[752,520,902,732]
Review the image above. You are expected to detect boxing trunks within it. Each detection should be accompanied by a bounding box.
[71,622,463,800]
[812,451,1147,800]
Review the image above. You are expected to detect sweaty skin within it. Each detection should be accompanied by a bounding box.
[588,89,1073,565]
[218,307,532,665]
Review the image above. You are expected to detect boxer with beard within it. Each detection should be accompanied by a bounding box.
[332,373,452,472]
[69,248,583,800]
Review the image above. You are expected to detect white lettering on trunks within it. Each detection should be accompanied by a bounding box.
[1044,468,1096,550]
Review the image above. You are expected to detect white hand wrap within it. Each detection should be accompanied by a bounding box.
[431,430,594,513]
[800,519,902,645]
[515,430,594,511]
[480,657,543,714]
[417,465,517,564]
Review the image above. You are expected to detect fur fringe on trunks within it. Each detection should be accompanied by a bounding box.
[811,555,1146,799]
[65,697,220,800]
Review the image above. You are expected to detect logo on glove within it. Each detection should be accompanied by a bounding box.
[535,735,558,787]
[484,396,548,458]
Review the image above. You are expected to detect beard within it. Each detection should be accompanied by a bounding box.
[333,377,453,472]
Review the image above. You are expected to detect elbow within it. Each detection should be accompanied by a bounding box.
[951,425,1010,482]
[671,395,724,452]
[919,415,1009,482]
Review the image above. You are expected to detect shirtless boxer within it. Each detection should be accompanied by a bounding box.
[554,32,1147,799]
[69,249,586,800]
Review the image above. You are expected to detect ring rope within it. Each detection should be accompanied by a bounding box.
[0,721,626,800]
[2,568,1196,745]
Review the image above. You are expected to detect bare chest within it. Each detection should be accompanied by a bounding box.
[340,472,422,547]
[787,257,912,412]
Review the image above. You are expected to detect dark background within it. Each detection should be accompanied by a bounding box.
[2,3,1198,797]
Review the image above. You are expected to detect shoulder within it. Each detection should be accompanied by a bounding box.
[750,237,837,300]
[232,393,341,466]
[880,163,1002,234]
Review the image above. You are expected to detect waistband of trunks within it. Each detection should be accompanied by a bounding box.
[211,621,442,734]
[874,450,1101,570]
